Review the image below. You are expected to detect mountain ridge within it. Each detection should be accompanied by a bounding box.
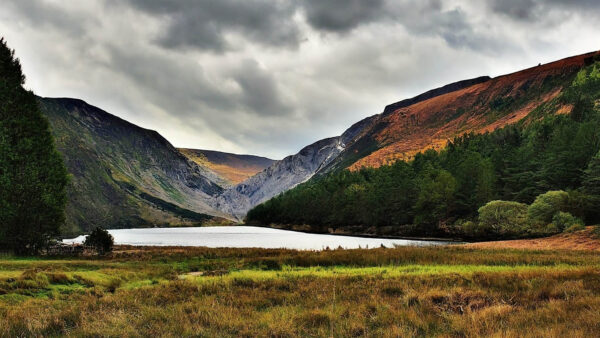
[40,97,233,235]
[215,50,600,219]
[39,50,600,229]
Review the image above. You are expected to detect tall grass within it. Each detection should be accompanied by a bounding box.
[1,246,599,336]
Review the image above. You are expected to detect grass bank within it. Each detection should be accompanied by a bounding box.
[1,246,600,336]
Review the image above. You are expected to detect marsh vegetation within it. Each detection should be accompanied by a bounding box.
[1,245,600,336]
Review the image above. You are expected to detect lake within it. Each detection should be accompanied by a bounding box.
[63,226,449,250]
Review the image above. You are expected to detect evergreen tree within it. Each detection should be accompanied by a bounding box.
[0,38,68,254]
[582,151,600,198]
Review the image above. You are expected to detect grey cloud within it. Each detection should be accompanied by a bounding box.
[103,44,234,115]
[125,0,300,52]
[2,0,600,159]
[404,8,510,53]
[299,0,504,52]
[300,0,386,32]
[3,0,92,35]
[489,0,538,20]
[232,60,293,117]
[488,0,600,21]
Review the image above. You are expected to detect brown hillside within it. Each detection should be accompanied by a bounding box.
[349,51,600,170]
[179,148,274,185]
[464,227,600,251]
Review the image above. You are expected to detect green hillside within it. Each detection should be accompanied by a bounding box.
[40,98,229,236]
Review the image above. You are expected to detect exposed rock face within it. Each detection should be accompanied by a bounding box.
[214,137,344,219]
[213,112,383,219]
[41,97,229,235]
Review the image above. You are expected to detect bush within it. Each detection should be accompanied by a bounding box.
[84,227,114,255]
[477,200,529,237]
[564,223,586,233]
[455,220,483,238]
[528,191,569,226]
[551,212,584,233]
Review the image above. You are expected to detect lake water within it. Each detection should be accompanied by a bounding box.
[63,226,449,250]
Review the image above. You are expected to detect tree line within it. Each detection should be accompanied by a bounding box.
[247,62,600,239]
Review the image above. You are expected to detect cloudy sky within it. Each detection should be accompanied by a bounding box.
[1,0,598,159]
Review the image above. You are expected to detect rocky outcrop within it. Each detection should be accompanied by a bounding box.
[214,137,345,219]
[213,111,380,220]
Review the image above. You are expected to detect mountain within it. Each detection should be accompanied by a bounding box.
[214,114,379,219]
[245,52,600,239]
[218,50,600,220]
[40,97,231,236]
[38,51,600,230]
[178,149,274,186]
[333,51,600,171]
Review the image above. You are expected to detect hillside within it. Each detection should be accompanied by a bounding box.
[40,98,230,236]
[465,227,600,251]
[219,51,600,219]
[337,51,600,171]
[179,148,274,186]
[246,52,600,239]
[215,117,375,219]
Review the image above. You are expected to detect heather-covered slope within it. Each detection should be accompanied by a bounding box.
[337,51,600,171]
[179,148,274,186]
[40,98,229,235]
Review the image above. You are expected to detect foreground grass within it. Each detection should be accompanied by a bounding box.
[1,246,600,337]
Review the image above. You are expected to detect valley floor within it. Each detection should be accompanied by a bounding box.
[1,245,600,336]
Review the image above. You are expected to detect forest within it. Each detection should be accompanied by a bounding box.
[247,63,600,240]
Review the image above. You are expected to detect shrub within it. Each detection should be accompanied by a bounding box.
[564,223,586,233]
[456,220,483,238]
[528,191,569,226]
[84,227,114,255]
[478,200,529,237]
[551,212,584,233]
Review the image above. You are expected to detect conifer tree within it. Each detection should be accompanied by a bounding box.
[0,38,68,254]
[582,152,600,202]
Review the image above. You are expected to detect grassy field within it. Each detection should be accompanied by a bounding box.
[1,246,600,337]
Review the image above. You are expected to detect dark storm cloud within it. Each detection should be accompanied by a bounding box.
[123,0,487,52]
[300,0,387,32]
[298,0,500,52]
[125,0,300,52]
